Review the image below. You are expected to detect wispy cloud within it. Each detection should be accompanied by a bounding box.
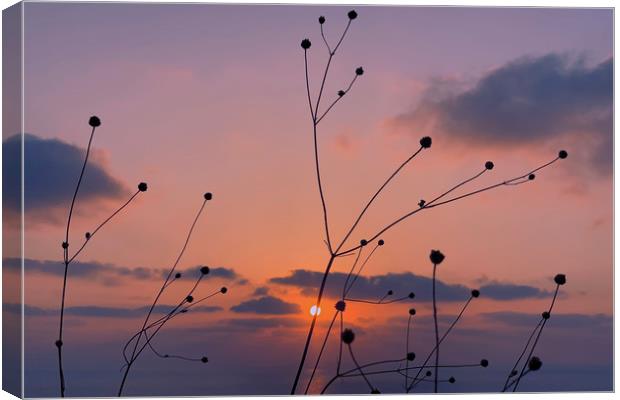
[5,303,222,318]
[388,54,612,174]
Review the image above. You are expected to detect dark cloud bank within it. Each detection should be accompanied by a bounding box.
[3,134,128,215]
[230,295,301,315]
[270,269,552,302]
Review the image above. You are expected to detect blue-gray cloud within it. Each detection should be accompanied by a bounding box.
[270,269,551,302]
[5,258,241,286]
[230,296,300,315]
[3,134,128,216]
[5,303,222,318]
[391,54,612,174]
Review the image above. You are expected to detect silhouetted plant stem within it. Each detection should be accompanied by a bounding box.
[407,295,474,392]
[305,310,340,394]
[57,124,97,397]
[118,197,209,396]
[512,284,561,392]
[432,263,439,393]
[291,254,336,394]
[347,344,374,391]
[405,314,413,391]
[502,318,543,391]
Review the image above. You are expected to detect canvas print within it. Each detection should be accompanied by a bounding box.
[2,2,613,398]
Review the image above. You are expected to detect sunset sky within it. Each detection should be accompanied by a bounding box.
[3,3,613,396]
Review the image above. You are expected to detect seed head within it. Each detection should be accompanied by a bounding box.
[429,249,445,265]
[175,272,182,279]
[138,182,148,192]
[542,311,550,320]
[554,274,566,285]
[471,289,480,298]
[528,356,542,371]
[425,370,432,377]
[61,242,69,249]
[301,38,312,50]
[406,352,416,361]
[335,300,346,312]
[409,308,416,316]
[204,192,213,200]
[220,287,228,294]
[55,340,63,347]
[408,292,415,299]
[449,377,456,384]
[418,199,426,208]
[341,328,355,344]
[355,67,364,76]
[485,161,494,170]
[387,290,394,296]
[378,239,385,246]
[480,359,489,367]
[558,150,568,159]
[318,16,326,24]
[200,266,210,275]
[528,174,536,180]
[88,116,101,127]
[201,356,209,363]
[85,232,91,240]
[186,295,194,303]
[338,90,345,97]
[419,136,432,148]
[348,10,358,20]
[360,239,368,246]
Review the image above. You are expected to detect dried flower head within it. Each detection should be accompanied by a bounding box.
[528,356,542,371]
[319,16,326,24]
[426,370,432,377]
[201,356,209,363]
[301,39,312,49]
[480,359,489,367]
[558,150,568,159]
[85,232,91,240]
[542,311,550,320]
[138,182,148,192]
[418,199,426,208]
[448,377,456,384]
[186,295,194,303]
[355,67,364,76]
[408,292,415,299]
[341,328,355,344]
[554,274,566,285]
[55,340,63,348]
[429,249,445,265]
[406,352,416,361]
[88,116,101,127]
[528,174,536,180]
[175,272,182,279]
[360,239,368,246]
[485,161,494,170]
[338,90,345,97]
[409,308,416,316]
[387,290,394,296]
[370,388,380,394]
[471,289,480,298]
[335,300,346,312]
[378,239,385,246]
[200,266,210,275]
[348,10,358,20]
[419,136,432,149]
[204,192,213,201]
[220,287,228,294]
[61,242,69,249]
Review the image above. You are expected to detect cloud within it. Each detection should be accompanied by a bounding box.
[480,311,612,329]
[230,296,301,315]
[270,269,551,302]
[252,286,270,296]
[3,134,128,220]
[389,54,612,174]
[5,303,222,318]
[5,258,241,286]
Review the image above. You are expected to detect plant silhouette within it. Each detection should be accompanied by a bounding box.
[57,116,147,397]
[292,10,569,395]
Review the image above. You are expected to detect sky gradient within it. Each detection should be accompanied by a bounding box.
[3,3,613,396]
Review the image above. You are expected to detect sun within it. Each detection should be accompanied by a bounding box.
[310,305,321,316]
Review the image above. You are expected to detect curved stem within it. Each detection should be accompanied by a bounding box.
[432,264,439,393]
[304,310,339,394]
